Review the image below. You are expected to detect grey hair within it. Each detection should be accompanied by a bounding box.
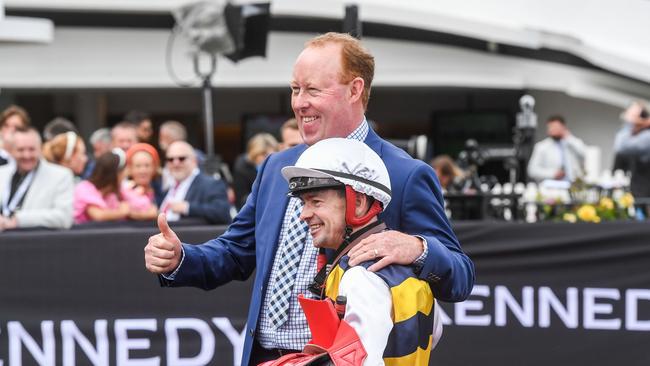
[90,128,111,145]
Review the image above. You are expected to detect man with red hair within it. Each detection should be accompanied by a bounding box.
[145,32,473,366]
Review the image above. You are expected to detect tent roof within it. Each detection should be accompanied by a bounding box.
[2,0,649,106]
[5,0,649,83]
[0,0,52,43]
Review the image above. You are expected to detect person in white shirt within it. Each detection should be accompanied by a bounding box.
[527,115,587,182]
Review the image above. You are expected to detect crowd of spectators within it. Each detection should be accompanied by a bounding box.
[8,99,644,230]
[0,105,303,231]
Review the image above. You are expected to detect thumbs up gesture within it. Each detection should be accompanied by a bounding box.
[144,213,182,274]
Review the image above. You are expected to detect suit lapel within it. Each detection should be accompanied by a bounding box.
[364,127,384,157]
[20,160,44,209]
[184,175,200,202]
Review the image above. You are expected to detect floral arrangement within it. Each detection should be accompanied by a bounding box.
[537,179,635,223]
[560,194,635,223]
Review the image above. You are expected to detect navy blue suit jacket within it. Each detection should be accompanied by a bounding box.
[165,173,232,225]
[167,129,474,365]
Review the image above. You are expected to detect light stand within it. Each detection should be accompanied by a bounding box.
[171,0,270,177]
[192,52,227,178]
[193,52,217,159]
[508,95,538,184]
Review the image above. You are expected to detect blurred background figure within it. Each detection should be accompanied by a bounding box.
[83,127,113,179]
[159,120,203,187]
[73,150,130,224]
[613,101,650,207]
[431,154,465,192]
[124,110,154,144]
[158,119,208,177]
[43,117,78,142]
[90,128,112,159]
[159,141,231,224]
[111,122,138,152]
[159,120,190,154]
[233,133,278,209]
[0,105,31,167]
[279,118,302,151]
[157,120,234,205]
[124,143,160,221]
[527,115,586,182]
[0,127,74,230]
[42,131,88,179]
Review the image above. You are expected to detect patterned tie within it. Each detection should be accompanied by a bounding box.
[267,200,309,328]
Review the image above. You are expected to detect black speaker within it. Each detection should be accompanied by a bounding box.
[225,3,271,62]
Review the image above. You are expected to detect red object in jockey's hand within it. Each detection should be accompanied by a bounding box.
[299,295,340,348]
[327,321,367,366]
[257,295,367,366]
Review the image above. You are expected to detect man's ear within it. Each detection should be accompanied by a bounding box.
[348,77,364,104]
[354,193,370,218]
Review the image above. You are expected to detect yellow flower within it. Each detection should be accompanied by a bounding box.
[599,197,614,210]
[563,213,577,223]
[619,193,635,208]
[577,204,599,223]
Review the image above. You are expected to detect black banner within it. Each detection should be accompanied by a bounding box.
[435,221,650,366]
[1,221,649,365]
[0,225,250,366]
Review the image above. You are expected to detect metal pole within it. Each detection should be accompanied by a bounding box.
[202,75,215,157]
[193,52,217,158]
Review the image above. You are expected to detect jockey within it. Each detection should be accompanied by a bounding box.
[261,138,440,366]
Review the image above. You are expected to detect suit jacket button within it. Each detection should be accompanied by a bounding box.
[249,328,255,337]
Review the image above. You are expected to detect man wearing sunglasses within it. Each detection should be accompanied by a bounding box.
[159,141,232,224]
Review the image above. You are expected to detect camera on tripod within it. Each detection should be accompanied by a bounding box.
[456,139,486,192]
[457,139,485,169]
[510,94,538,183]
[454,94,539,189]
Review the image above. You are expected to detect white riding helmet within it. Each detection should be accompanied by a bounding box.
[281,138,391,209]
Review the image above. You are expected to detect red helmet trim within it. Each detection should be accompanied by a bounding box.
[345,185,382,227]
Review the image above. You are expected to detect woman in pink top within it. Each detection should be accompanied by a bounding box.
[123,143,160,221]
[74,151,130,224]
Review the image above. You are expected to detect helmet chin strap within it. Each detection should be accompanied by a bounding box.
[344,185,383,228]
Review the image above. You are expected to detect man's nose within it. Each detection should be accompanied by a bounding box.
[292,92,309,110]
[299,206,312,221]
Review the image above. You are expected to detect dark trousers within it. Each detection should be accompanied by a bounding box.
[248,338,299,365]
